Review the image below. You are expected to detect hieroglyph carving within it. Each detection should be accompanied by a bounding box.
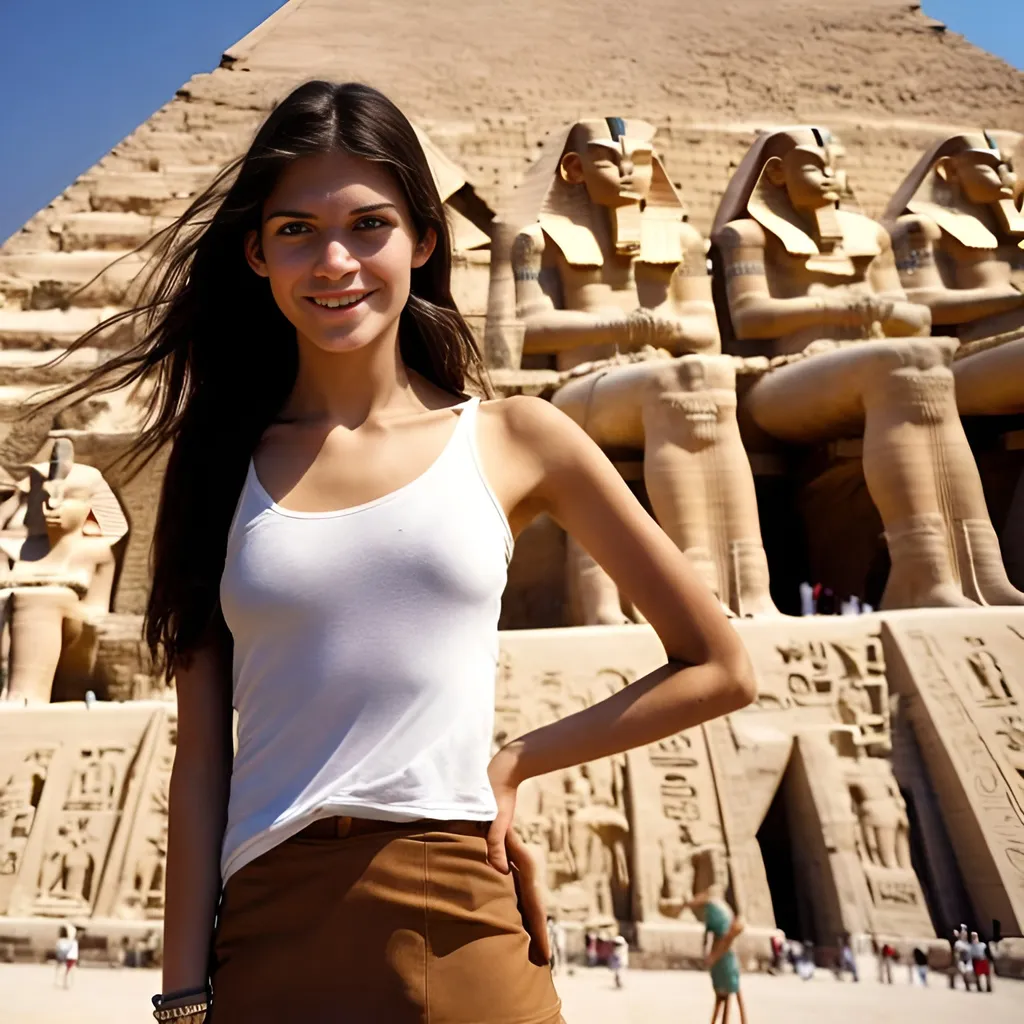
[498,653,638,926]
[0,749,54,888]
[884,614,1024,931]
[111,711,176,919]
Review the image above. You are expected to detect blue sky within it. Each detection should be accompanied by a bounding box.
[0,1,1020,244]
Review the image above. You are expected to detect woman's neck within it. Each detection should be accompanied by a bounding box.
[284,324,428,427]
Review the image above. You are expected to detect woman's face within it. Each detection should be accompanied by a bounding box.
[246,151,435,355]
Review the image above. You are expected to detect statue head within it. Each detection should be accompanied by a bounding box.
[710,127,881,270]
[505,117,686,265]
[559,118,656,209]
[712,127,846,234]
[31,438,129,545]
[883,131,1024,242]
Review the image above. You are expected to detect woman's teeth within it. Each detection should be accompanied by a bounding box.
[311,293,368,309]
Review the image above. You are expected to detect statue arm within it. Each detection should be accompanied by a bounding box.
[649,224,721,354]
[513,226,631,354]
[866,225,931,337]
[80,545,116,617]
[718,222,854,340]
[891,214,1024,325]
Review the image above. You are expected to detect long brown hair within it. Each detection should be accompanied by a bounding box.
[53,81,489,674]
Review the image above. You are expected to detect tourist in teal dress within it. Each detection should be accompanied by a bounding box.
[687,887,747,1024]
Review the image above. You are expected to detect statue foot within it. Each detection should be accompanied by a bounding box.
[882,582,978,610]
[955,519,1024,606]
[730,539,783,617]
[882,514,977,610]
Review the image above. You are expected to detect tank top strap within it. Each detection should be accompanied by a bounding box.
[449,396,513,562]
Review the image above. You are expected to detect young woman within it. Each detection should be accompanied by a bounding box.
[60,82,754,1023]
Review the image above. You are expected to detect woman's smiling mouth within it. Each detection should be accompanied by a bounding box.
[306,290,374,310]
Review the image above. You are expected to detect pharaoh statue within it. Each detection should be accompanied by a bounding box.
[884,131,1024,418]
[497,117,775,620]
[710,126,1024,609]
[0,438,129,703]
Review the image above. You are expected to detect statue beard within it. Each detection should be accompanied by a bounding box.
[992,196,1024,238]
[812,204,844,248]
[609,202,643,255]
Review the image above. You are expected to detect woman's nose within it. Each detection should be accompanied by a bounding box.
[316,238,359,277]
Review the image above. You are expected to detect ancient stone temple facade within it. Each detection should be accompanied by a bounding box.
[1,0,1023,969]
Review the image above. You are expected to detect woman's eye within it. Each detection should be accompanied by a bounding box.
[278,222,311,236]
[354,216,389,230]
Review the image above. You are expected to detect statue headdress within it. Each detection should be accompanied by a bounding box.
[882,131,1024,248]
[414,125,492,252]
[504,117,687,266]
[29,439,129,541]
[711,126,879,276]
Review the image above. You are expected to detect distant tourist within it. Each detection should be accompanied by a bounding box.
[911,944,928,986]
[836,935,858,982]
[687,887,748,1022]
[54,924,78,989]
[53,80,756,1024]
[769,929,785,974]
[952,928,976,991]
[875,938,895,984]
[547,916,567,975]
[797,940,816,981]
[969,931,993,992]
[585,929,599,968]
[609,935,629,989]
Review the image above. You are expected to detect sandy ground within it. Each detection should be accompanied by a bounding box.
[1,961,1021,1024]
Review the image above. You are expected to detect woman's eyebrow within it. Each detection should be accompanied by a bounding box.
[265,209,317,221]
[351,202,397,215]
[264,202,397,222]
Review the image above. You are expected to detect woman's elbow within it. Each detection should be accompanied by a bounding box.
[713,645,758,712]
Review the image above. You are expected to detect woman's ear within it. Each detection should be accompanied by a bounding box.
[244,229,270,278]
[559,152,585,185]
[411,226,437,269]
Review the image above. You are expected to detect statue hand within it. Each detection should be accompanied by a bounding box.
[880,301,931,337]
[817,293,872,329]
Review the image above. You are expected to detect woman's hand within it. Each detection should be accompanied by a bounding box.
[486,745,552,965]
[485,744,521,874]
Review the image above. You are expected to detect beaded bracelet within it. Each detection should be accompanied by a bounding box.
[152,987,209,1023]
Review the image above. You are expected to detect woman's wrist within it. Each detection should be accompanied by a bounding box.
[490,738,527,786]
[152,984,210,1020]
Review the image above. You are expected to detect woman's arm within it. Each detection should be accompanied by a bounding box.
[486,396,756,872]
[161,639,234,995]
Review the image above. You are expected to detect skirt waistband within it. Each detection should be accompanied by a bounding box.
[293,815,489,841]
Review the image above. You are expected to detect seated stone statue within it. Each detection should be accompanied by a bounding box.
[505,117,775,620]
[0,438,129,703]
[884,131,1024,418]
[711,126,1023,608]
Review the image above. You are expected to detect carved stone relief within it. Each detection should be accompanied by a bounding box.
[883,610,1024,935]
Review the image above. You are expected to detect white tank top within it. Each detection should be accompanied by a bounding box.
[218,398,511,882]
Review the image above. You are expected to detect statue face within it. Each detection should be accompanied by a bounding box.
[773,146,841,212]
[948,151,1016,205]
[43,484,91,535]
[561,129,655,209]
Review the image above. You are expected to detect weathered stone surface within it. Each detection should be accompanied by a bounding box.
[6,612,1022,957]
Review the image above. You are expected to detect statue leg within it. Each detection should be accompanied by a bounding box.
[6,587,77,703]
[860,340,1024,607]
[745,339,1021,607]
[551,367,652,624]
[642,355,777,616]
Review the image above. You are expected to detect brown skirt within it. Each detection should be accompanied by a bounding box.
[210,822,564,1023]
